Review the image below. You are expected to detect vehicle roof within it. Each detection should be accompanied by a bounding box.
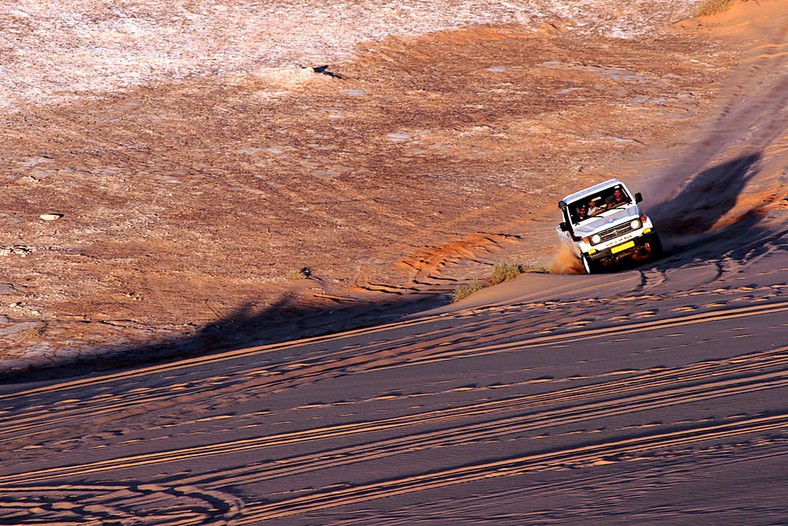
[560,178,629,204]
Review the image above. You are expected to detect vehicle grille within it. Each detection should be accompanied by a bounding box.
[599,222,633,243]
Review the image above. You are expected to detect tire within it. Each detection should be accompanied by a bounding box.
[581,254,596,274]
[649,233,664,259]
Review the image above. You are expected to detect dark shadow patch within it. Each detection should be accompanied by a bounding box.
[648,152,761,236]
[635,152,783,272]
[308,65,344,79]
[0,291,447,384]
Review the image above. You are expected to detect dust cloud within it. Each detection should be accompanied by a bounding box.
[550,244,584,274]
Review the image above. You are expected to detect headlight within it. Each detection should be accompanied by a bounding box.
[590,234,602,245]
[630,219,642,230]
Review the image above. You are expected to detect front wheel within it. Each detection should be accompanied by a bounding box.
[581,254,597,274]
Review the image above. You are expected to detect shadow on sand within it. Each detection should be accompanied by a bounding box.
[648,152,761,236]
[610,152,766,273]
[1,290,448,384]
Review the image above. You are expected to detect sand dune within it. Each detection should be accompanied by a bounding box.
[0,0,786,524]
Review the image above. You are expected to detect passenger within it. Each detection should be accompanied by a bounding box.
[588,199,602,216]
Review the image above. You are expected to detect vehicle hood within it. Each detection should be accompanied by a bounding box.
[572,206,641,237]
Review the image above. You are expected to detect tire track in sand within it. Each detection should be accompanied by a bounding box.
[1,301,784,444]
[3,421,783,525]
[172,363,786,491]
[234,413,787,523]
[323,438,788,526]
[1,347,783,486]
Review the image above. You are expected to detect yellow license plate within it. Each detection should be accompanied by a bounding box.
[611,240,636,254]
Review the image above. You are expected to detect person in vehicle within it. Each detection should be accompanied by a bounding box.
[588,198,602,215]
[608,187,630,207]
[575,203,589,222]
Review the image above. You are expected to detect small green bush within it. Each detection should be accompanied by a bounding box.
[452,279,483,302]
[285,268,311,280]
[489,262,548,285]
[489,262,524,285]
[451,262,549,302]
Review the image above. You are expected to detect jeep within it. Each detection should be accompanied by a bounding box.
[557,179,662,274]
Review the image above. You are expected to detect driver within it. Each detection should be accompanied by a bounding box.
[575,203,589,222]
[609,187,629,206]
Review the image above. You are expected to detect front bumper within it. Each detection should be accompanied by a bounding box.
[585,231,658,262]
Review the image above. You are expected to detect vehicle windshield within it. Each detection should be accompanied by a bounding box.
[569,185,631,224]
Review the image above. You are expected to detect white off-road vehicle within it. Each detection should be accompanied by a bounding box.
[557,179,662,274]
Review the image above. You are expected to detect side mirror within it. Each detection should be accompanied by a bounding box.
[635,192,643,203]
[559,222,569,232]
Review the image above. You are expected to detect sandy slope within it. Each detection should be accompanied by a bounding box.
[1,0,728,366]
[0,0,786,524]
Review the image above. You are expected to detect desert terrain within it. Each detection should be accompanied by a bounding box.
[0,0,763,368]
[0,0,786,524]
